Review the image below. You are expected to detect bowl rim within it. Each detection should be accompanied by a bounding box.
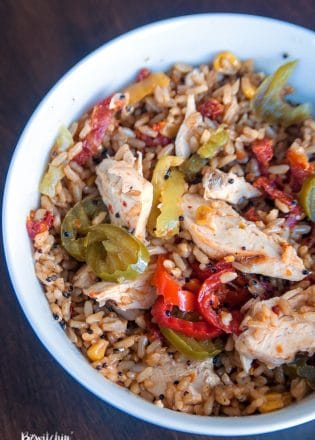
[3,12,315,436]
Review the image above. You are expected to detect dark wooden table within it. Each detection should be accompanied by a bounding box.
[1,1,314,439]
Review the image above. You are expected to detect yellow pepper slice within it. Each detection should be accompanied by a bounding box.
[148,155,184,235]
[125,72,170,105]
[155,169,186,238]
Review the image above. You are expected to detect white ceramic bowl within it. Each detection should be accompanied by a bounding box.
[3,13,315,436]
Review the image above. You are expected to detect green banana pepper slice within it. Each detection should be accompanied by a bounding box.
[284,357,315,390]
[299,174,315,221]
[148,155,185,237]
[252,61,311,127]
[155,168,186,238]
[160,327,222,361]
[61,196,107,261]
[197,125,229,159]
[85,224,150,282]
[179,126,228,183]
[179,154,208,183]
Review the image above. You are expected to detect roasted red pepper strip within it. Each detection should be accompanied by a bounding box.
[154,255,197,312]
[254,176,296,208]
[197,98,224,121]
[136,129,171,147]
[74,95,115,165]
[287,148,314,192]
[151,297,221,340]
[26,211,54,239]
[197,266,242,334]
[254,176,302,227]
[252,137,273,170]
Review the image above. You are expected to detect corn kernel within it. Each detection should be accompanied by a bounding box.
[258,392,291,413]
[213,52,241,75]
[87,339,108,361]
[224,255,235,263]
[241,76,257,99]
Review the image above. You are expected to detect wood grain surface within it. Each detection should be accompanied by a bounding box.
[0,1,314,439]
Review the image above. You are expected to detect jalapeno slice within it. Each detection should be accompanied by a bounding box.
[160,327,222,360]
[61,196,107,261]
[85,224,150,282]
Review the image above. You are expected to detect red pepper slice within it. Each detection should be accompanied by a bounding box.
[197,266,242,334]
[252,137,273,171]
[154,255,197,312]
[197,98,224,121]
[74,95,115,165]
[151,297,221,340]
[26,211,54,239]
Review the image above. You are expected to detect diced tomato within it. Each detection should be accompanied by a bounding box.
[287,148,314,191]
[197,267,243,334]
[136,68,151,82]
[197,98,224,121]
[136,129,171,146]
[252,137,273,170]
[74,95,115,165]
[26,211,54,239]
[244,207,260,222]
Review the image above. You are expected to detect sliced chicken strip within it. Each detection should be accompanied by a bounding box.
[175,94,202,158]
[203,169,261,204]
[235,285,315,370]
[83,265,156,311]
[142,357,220,398]
[182,194,306,281]
[95,149,153,241]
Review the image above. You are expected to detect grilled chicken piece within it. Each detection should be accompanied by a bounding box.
[182,194,306,281]
[143,358,220,398]
[83,266,156,311]
[203,169,261,204]
[235,285,315,370]
[175,94,202,158]
[95,150,153,241]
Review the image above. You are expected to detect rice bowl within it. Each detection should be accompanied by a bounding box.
[2,14,315,434]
